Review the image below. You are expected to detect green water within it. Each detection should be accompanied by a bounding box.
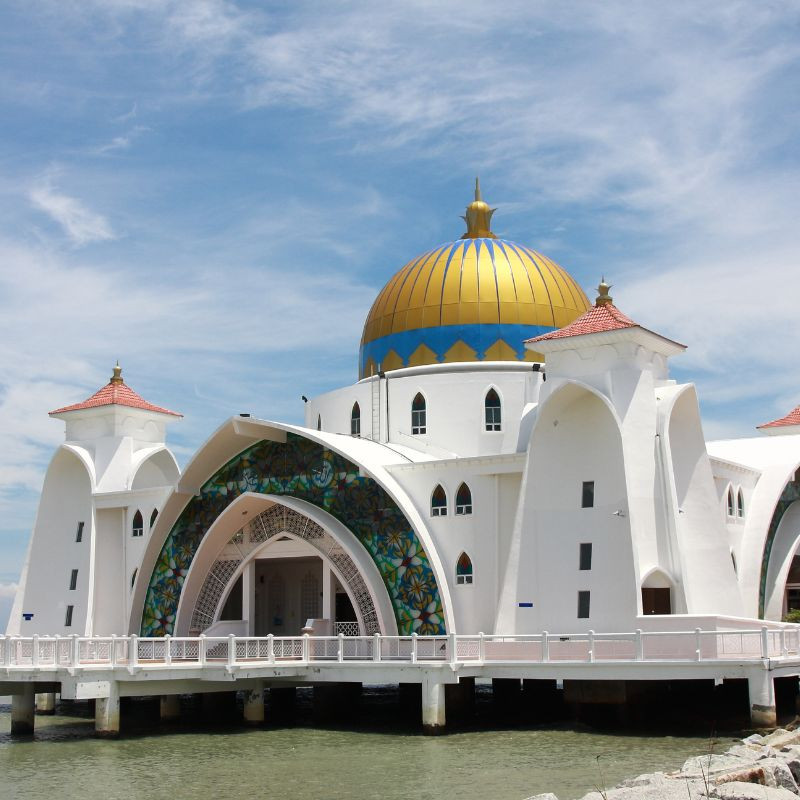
[0,691,726,800]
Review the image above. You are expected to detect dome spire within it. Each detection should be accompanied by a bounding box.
[461,177,497,239]
[596,277,613,307]
[110,361,124,385]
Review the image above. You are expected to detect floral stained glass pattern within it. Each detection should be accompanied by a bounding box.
[141,433,444,637]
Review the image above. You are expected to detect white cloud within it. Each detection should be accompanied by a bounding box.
[29,178,115,245]
[95,125,150,154]
[0,581,18,599]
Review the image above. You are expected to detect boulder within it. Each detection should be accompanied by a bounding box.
[764,730,800,749]
[710,781,798,800]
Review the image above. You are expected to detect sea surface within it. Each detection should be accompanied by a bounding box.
[0,687,729,800]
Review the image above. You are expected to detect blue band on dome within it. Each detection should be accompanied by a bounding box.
[359,322,554,375]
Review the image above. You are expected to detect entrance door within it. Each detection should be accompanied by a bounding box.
[641,587,671,615]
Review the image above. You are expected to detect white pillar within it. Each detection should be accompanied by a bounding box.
[11,685,35,735]
[243,560,256,636]
[95,681,121,737]
[421,672,446,734]
[323,562,334,623]
[748,668,777,728]
[243,683,265,725]
[160,694,181,721]
[36,692,56,714]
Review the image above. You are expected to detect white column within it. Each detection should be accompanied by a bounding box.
[95,681,121,737]
[243,683,265,725]
[748,668,777,728]
[243,560,256,636]
[36,692,56,714]
[322,562,334,624]
[11,685,35,735]
[421,672,446,734]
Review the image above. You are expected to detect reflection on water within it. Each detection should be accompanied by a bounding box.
[0,686,729,800]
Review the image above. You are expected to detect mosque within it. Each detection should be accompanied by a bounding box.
[7,182,800,645]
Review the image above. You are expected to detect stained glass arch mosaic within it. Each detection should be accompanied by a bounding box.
[141,432,445,637]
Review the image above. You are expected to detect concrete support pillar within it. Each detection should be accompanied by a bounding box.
[421,673,445,734]
[35,692,56,715]
[243,684,265,725]
[749,669,777,728]
[160,694,181,722]
[95,682,121,738]
[243,560,256,636]
[11,685,35,736]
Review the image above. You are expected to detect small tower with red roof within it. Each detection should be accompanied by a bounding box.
[7,366,181,637]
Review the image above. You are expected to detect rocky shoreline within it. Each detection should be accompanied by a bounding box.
[529,727,800,800]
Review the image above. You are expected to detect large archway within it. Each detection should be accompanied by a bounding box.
[761,468,800,619]
[140,432,445,637]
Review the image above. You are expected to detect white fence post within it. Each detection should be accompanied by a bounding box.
[588,630,595,663]
[128,634,138,671]
[32,634,39,668]
[227,634,236,668]
[761,626,770,659]
[479,632,485,663]
[3,636,10,669]
[110,635,117,668]
[635,629,643,661]
[303,633,310,662]
[781,628,787,657]
[541,631,549,663]
[199,634,206,666]
[411,633,418,664]
[449,633,457,665]
[164,634,172,666]
[695,628,702,661]
[72,634,80,669]
[373,632,381,662]
[338,633,344,663]
[267,634,274,664]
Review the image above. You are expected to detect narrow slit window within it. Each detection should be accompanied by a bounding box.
[69,569,78,590]
[351,402,361,436]
[431,485,448,517]
[455,483,473,515]
[412,393,426,435]
[132,510,143,537]
[317,414,322,431]
[577,591,590,619]
[131,568,138,590]
[581,481,595,508]
[484,388,502,431]
[737,488,745,518]
[150,508,158,528]
[727,487,735,517]
[579,543,592,571]
[65,605,74,627]
[456,552,473,585]
[75,521,84,543]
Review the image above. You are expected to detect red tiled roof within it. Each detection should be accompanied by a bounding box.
[50,380,182,417]
[526,302,640,343]
[758,404,800,430]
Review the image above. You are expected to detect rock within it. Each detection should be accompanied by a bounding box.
[713,766,766,786]
[682,753,762,778]
[743,734,765,745]
[757,759,799,792]
[764,730,800,749]
[710,781,798,800]
[523,795,559,800]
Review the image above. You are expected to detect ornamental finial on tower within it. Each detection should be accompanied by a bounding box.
[110,361,124,385]
[596,277,613,307]
[461,177,497,239]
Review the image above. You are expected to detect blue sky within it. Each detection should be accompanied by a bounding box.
[1,1,800,629]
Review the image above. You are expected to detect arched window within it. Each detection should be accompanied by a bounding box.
[485,388,501,431]
[456,552,473,585]
[317,414,322,431]
[150,508,158,529]
[132,510,143,538]
[455,483,473,515]
[351,402,361,436]
[431,484,447,517]
[737,488,745,518]
[412,393,426,435]
[727,487,735,517]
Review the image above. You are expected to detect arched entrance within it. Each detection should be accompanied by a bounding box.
[188,504,384,635]
[761,468,800,619]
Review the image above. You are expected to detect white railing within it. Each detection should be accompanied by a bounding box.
[1,627,798,673]
[333,622,361,636]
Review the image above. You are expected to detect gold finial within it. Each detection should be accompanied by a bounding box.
[461,176,497,239]
[110,361,124,384]
[596,276,613,307]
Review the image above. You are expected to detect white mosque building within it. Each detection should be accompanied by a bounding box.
[7,183,800,645]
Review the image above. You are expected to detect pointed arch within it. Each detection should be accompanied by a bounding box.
[150,508,158,529]
[351,402,361,436]
[455,482,473,515]
[412,392,426,435]
[431,484,447,517]
[456,552,473,584]
[737,487,745,518]
[484,387,501,431]
[727,485,735,517]
[132,509,144,538]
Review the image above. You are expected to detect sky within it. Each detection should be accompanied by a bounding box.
[1,1,800,630]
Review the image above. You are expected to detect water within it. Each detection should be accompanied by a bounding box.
[0,690,728,800]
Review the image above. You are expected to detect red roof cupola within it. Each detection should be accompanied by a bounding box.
[49,364,182,418]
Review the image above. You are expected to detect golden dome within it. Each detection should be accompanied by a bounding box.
[359,184,591,378]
